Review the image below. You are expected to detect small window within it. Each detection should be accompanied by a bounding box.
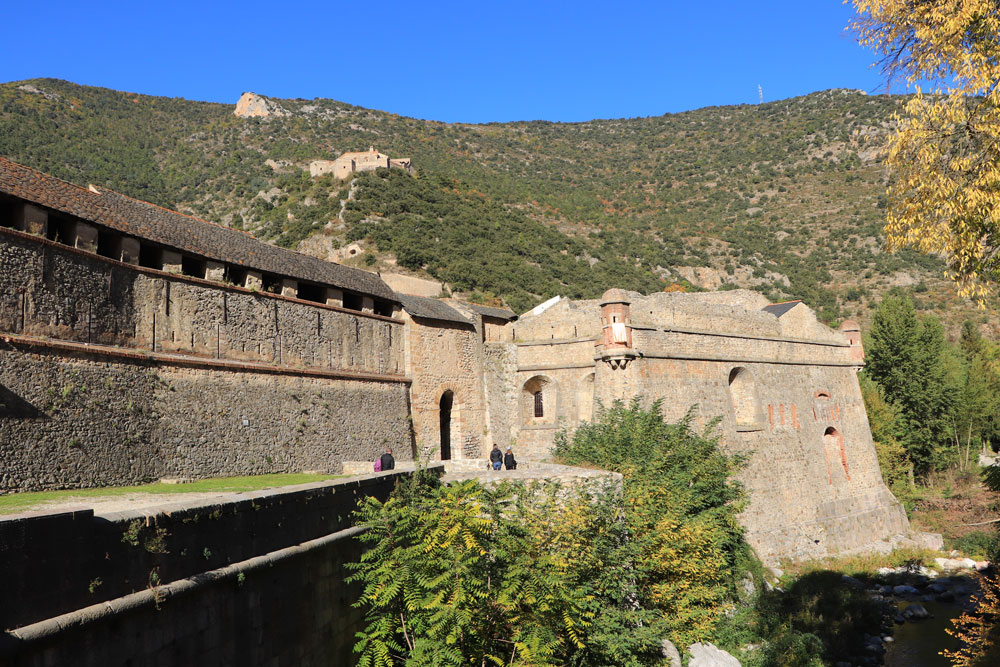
[226,266,247,287]
[97,230,122,260]
[373,299,394,317]
[342,292,363,311]
[46,216,74,245]
[261,275,282,294]
[815,390,831,400]
[533,391,544,418]
[181,256,206,279]
[296,282,326,304]
[138,244,160,269]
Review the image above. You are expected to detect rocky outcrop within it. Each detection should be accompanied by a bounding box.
[234,92,287,119]
[688,643,741,667]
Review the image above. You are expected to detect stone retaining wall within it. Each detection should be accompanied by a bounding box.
[0,468,439,666]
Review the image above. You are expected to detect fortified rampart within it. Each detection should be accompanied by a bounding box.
[483,290,908,562]
[0,468,436,666]
[0,155,912,564]
[0,157,413,491]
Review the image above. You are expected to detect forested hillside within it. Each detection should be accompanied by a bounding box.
[0,78,991,326]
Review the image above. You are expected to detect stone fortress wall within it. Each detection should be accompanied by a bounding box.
[0,155,909,563]
[484,289,905,562]
[0,159,413,492]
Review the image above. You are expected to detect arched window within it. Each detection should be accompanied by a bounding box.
[728,367,760,429]
[823,426,849,481]
[522,376,555,424]
[439,390,454,461]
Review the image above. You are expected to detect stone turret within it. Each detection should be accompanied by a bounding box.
[839,320,864,365]
[597,289,636,369]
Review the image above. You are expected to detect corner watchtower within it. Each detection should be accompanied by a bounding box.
[839,319,864,365]
[596,288,636,369]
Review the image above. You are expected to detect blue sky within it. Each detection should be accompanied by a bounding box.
[1,1,899,123]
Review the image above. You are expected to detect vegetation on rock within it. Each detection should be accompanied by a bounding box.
[1,79,991,327]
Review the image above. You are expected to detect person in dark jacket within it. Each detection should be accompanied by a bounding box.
[503,447,517,471]
[380,448,395,471]
[489,444,503,470]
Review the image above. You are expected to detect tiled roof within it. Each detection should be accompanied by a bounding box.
[0,156,396,301]
[458,302,517,321]
[398,294,472,325]
[763,300,803,318]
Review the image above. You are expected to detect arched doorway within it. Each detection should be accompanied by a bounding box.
[439,390,453,460]
[823,426,849,483]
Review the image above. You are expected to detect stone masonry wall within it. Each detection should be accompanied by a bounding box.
[0,344,413,492]
[404,315,486,460]
[483,342,519,452]
[0,229,404,376]
[597,352,907,562]
[0,470,435,666]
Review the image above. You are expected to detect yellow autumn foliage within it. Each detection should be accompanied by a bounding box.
[852,1,1000,303]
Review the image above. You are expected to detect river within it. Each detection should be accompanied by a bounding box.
[884,599,963,667]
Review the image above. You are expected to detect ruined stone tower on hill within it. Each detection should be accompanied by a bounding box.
[0,155,914,563]
[309,147,414,180]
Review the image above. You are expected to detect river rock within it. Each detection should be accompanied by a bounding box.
[903,603,931,620]
[934,557,978,570]
[688,642,741,667]
[893,584,920,595]
[938,591,955,602]
[661,639,681,667]
[841,574,866,590]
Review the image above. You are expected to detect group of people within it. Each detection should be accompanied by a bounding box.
[373,445,517,471]
[489,445,517,471]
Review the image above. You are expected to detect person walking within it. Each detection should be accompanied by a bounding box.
[489,444,503,470]
[379,448,395,471]
[503,447,517,471]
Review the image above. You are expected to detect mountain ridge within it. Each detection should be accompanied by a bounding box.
[0,78,991,329]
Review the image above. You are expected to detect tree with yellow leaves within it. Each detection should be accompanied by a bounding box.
[852,1,1000,302]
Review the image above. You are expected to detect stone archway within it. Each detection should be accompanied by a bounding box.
[439,390,453,461]
[823,426,850,483]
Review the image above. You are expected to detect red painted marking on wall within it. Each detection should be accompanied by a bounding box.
[768,404,774,428]
[791,404,800,430]
[835,404,841,422]
[779,404,785,426]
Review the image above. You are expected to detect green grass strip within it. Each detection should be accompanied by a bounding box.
[0,472,344,515]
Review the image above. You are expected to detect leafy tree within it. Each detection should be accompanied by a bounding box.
[859,373,914,508]
[555,399,751,648]
[348,472,591,667]
[863,295,956,475]
[852,1,1000,302]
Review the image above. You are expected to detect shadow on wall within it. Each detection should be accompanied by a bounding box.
[0,383,44,419]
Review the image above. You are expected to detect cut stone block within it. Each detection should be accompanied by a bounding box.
[325,287,344,308]
[245,271,263,291]
[160,250,183,274]
[205,261,226,282]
